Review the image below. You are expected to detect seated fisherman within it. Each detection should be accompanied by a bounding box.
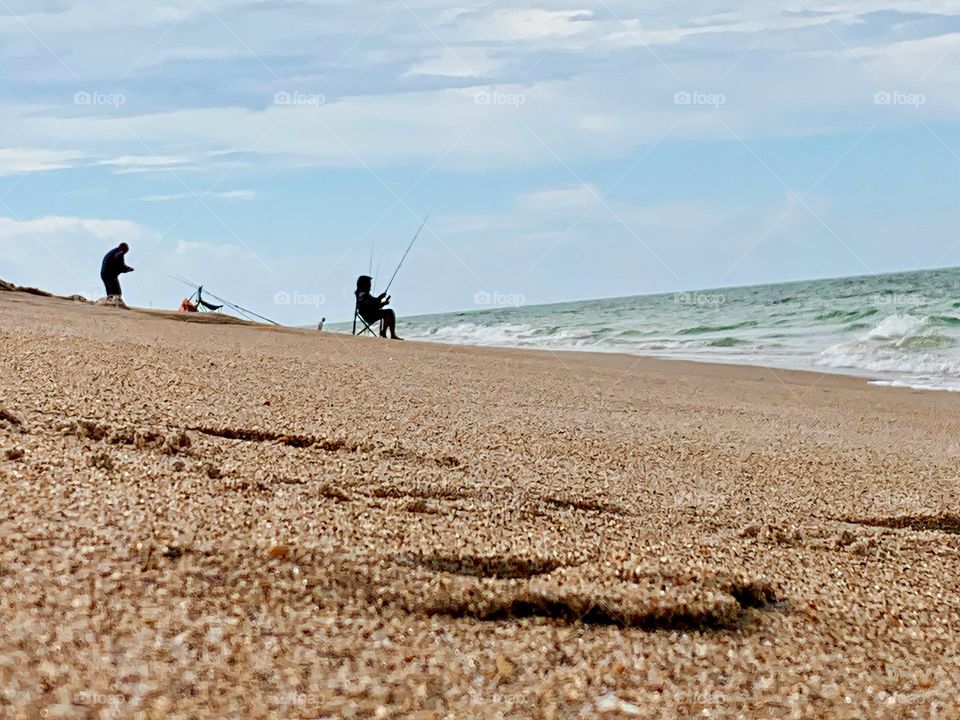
[355,275,400,339]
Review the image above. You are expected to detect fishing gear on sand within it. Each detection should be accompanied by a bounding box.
[165,273,281,326]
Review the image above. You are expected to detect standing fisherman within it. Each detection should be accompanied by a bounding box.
[100,243,134,299]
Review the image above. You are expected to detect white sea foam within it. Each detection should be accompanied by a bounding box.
[818,343,960,376]
[813,312,960,390]
[380,269,960,392]
[422,322,535,345]
[870,379,960,392]
[865,313,927,340]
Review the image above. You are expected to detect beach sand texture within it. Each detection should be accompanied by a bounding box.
[2,289,960,719]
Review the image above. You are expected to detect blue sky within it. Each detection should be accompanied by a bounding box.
[1,1,959,323]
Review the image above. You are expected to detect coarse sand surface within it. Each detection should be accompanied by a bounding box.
[2,289,960,719]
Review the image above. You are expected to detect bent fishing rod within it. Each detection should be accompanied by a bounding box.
[164,272,282,326]
[384,216,428,294]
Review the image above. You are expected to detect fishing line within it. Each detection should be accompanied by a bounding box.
[384,217,428,294]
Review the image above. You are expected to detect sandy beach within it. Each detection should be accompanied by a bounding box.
[2,288,960,719]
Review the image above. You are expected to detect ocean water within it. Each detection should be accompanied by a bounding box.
[345,268,960,392]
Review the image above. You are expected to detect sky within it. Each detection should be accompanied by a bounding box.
[1,0,959,324]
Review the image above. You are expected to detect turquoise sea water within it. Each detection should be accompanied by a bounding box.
[341,268,960,392]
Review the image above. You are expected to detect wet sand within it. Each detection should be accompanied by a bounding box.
[2,288,960,719]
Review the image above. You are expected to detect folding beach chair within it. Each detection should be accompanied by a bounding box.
[187,286,224,313]
[352,301,381,337]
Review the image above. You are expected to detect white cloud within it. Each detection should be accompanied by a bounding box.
[434,193,745,250]
[0,215,149,242]
[619,201,756,236]
[517,184,601,214]
[23,76,709,173]
[0,148,85,176]
[98,155,193,173]
[0,214,155,297]
[174,239,253,260]
[134,45,240,69]
[139,189,256,202]
[0,0,249,34]
[855,31,960,82]
[3,1,960,178]
[405,47,507,78]
[578,114,622,133]
[456,8,596,42]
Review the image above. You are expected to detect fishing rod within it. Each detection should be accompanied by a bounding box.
[203,290,282,326]
[384,216,428,294]
[164,272,282,326]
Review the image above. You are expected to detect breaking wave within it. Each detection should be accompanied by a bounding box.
[817,313,960,390]
[383,268,960,392]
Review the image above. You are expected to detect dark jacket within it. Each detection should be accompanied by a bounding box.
[101,248,132,279]
[356,290,384,323]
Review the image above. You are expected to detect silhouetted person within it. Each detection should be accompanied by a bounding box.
[355,275,399,339]
[101,243,134,298]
